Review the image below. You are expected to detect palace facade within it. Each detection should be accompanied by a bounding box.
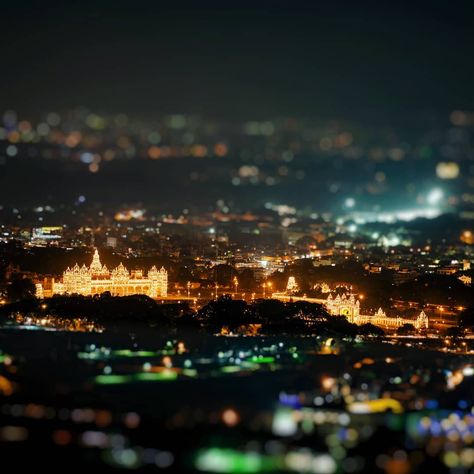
[355,307,429,330]
[273,279,429,330]
[35,249,168,298]
[325,292,428,329]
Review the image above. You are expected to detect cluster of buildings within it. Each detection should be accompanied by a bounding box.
[31,249,429,331]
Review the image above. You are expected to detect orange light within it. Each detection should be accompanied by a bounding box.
[148,145,161,159]
[214,143,228,157]
[222,408,239,427]
[321,376,336,391]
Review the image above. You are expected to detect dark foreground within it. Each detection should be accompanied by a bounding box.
[0,325,473,473]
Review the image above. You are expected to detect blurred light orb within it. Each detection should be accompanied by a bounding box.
[427,188,443,205]
[436,162,459,180]
[222,408,240,427]
[6,144,18,157]
[344,197,355,208]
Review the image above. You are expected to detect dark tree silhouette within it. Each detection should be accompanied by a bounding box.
[397,323,416,335]
[238,268,257,290]
[6,277,36,302]
[197,294,255,332]
[459,307,474,329]
[446,326,464,339]
[358,323,385,337]
[212,265,238,287]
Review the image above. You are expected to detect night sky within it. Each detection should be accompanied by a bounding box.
[2,0,474,121]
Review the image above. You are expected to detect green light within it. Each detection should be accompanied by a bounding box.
[78,351,102,360]
[95,374,132,385]
[182,369,198,377]
[195,448,280,473]
[134,371,178,381]
[95,371,180,384]
[250,356,275,364]
[240,362,260,371]
[221,366,242,373]
[112,350,157,357]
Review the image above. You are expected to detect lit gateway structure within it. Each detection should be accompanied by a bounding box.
[36,250,168,298]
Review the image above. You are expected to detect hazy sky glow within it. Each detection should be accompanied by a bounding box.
[2,0,474,120]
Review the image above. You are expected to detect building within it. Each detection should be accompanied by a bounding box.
[414,310,429,330]
[355,307,402,328]
[31,226,63,245]
[458,275,472,286]
[327,293,428,329]
[35,249,168,298]
[326,293,360,322]
[272,289,429,330]
[286,276,298,293]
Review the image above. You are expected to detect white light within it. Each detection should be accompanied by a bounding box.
[272,408,297,436]
[311,454,337,474]
[382,235,400,247]
[427,188,443,205]
[345,197,355,208]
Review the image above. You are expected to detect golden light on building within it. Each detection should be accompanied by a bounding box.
[35,249,167,299]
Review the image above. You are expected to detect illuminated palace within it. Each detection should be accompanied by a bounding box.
[324,293,428,329]
[273,278,429,330]
[35,249,168,298]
